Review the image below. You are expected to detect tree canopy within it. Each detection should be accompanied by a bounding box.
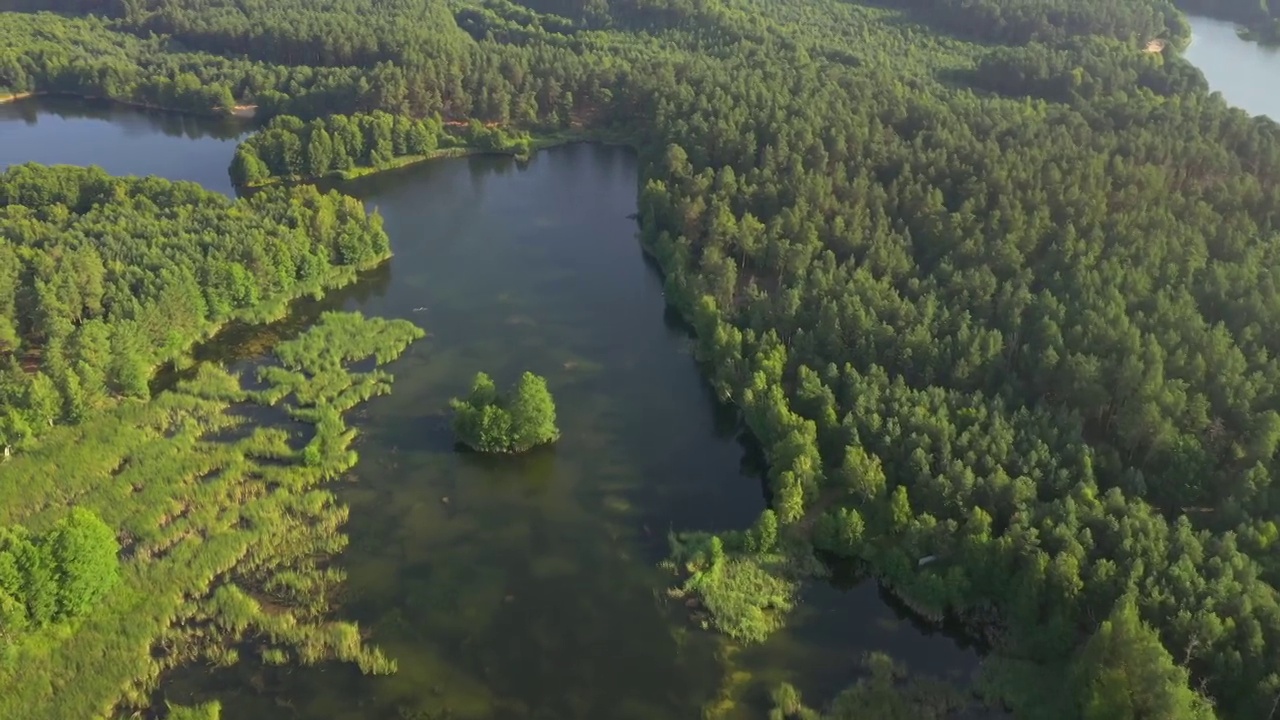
[450,371,560,453]
[0,508,119,637]
[1070,597,1216,720]
[0,163,389,453]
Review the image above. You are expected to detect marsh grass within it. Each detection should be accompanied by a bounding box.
[663,532,802,645]
[0,312,423,719]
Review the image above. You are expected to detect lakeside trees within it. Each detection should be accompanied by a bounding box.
[450,371,559,453]
[230,112,534,186]
[0,163,390,454]
[1176,0,1280,43]
[232,112,445,185]
[0,508,119,638]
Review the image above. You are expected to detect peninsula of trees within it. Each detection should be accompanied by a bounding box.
[0,163,390,454]
[450,371,559,454]
[231,112,535,187]
[3,0,1280,716]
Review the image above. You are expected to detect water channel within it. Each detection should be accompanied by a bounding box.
[0,97,977,718]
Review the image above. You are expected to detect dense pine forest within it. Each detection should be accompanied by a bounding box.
[3,0,1280,717]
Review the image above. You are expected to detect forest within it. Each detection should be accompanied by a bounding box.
[3,0,1280,716]
[231,111,534,186]
[0,164,390,453]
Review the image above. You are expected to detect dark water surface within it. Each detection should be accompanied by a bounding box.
[0,95,247,195]
[0,99,977,718]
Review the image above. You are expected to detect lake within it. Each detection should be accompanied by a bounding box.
[0,97,977,719]
[1185,15,1280,120]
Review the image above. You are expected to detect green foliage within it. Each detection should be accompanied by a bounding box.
[232,111,541,185]
[666,532,797,644]
[450,371,560,454]
[773,653,974,720]
[888,0,1189,45]
[461,118,534,156]
[0,313,416,719]
[272,312,425,373]
[232,112,449,185]
[5,0,1280,714]
[165,701,222,720]
[0,164,390,453]
[0,508,118,635]
[45,508,120,619]
[1070,597,1217,720]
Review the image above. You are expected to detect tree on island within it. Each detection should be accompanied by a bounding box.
[450,371,559,453]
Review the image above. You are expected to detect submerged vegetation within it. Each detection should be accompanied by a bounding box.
[450,371,560,454]
[0,311,421,719]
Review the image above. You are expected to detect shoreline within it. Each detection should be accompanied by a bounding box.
[0,90,251,119]
[241,127,639,189]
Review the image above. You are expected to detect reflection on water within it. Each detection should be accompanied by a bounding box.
[0,104,979,719]
[1185,15,1280,120]
[0,95,248,195]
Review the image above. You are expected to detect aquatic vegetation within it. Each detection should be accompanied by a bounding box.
[166,701,222,720]
[0,312,422,719]
[664,531,798,645]
[450,371,560,454]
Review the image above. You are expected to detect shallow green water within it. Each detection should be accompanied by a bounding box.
[1,99,977,719]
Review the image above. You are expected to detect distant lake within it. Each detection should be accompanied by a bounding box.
[1185,15,1280,120]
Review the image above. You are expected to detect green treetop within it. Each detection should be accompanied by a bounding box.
[450,371,559,454]
[1070,596,1216,720]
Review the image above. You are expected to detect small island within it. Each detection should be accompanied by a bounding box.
[450,371,559,454]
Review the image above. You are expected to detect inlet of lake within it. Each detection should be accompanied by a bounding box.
[0,95,978,719]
